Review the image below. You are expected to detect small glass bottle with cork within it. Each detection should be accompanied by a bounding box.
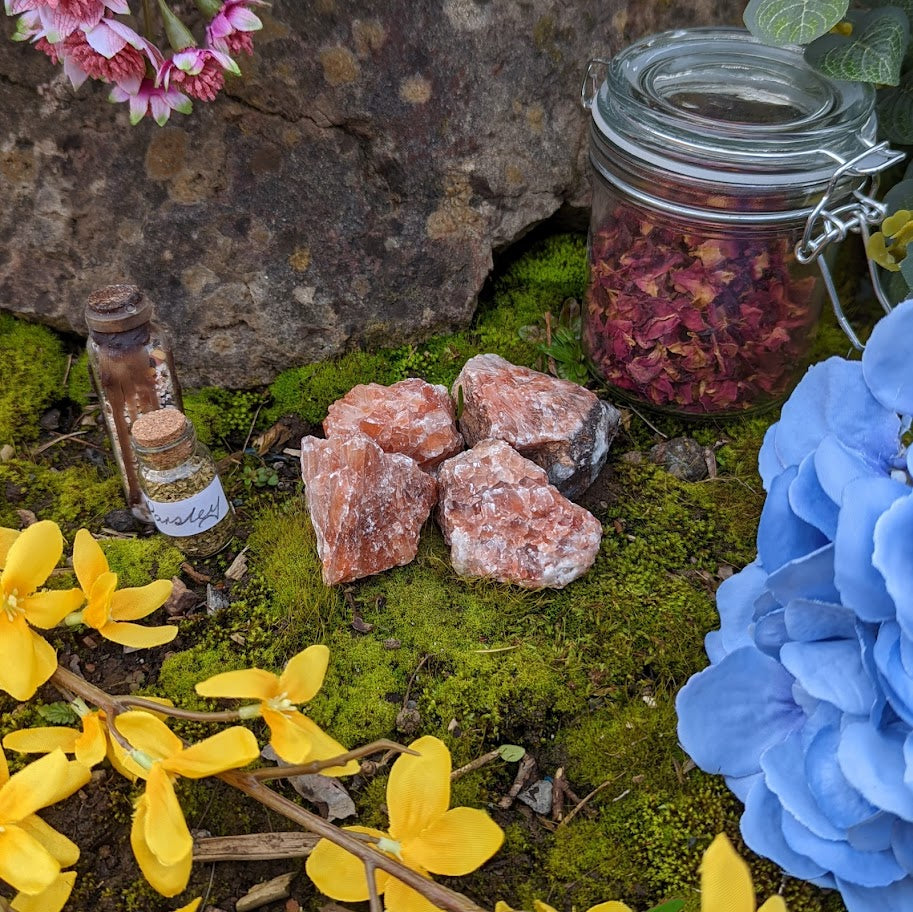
[131,407,234,557]
[85,284,182,520]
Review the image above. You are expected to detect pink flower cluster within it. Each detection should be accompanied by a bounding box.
[5,0,265,124]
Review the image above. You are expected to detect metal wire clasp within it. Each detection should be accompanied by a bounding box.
[580,58,611,111]
[796,141,906,350]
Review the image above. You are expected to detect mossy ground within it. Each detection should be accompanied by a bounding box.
[0,233,879,912]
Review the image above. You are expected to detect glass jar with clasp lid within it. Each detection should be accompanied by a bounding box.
[580,27,904,416]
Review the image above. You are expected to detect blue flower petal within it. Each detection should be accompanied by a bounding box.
[759,423,785,491]
[755,608,789,657]
[901,631,913,679]
[806,725,879,829]
[873,623,913,729]
[858,621,891,730]
[780,809,905,886]
[760,731,843,839]
[874,494,913,640]
[784,598,857,641]
[741,778,829,880]
[780,639,875,716]
[725,771,764,803]
[891,818,913,874]
[676,647,803,777]
[801,701,843,751]
[789,452,839,538]
[838,721,913,822]
[847,812,895,852]
[758,467,829,572]
[835,477,908,623]
[814,433,883,505]
[767,544,839,605]
[862,298,913,415]
[705,560,767,663]
[837,876,913,912]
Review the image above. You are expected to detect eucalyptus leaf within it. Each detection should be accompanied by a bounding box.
[36,701,78,724]
[498,744,526,762]
[877,74,913,144]
[885,179,913,215]
[805,8,909,85]
[744,0,849,45]
[888,267,911,304]
[899,242,913,289]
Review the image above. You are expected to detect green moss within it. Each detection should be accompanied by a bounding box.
[0,459,123,530]
[0,312,70,444]
[183,387,267,448]
[100,537,185,587]
[66,350,94,408]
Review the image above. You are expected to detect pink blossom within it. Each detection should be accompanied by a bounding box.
[6,0,127,39]
[205,0,265,55]
[61,17,160,89]
[158,47,239,102]
[109,76,192,125]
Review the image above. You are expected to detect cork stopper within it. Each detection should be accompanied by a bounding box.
[132,407,189,449]
[85,284,153,333]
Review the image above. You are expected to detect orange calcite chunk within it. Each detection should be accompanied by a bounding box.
[300,434,437,585]
[324,378,463,471]
[437,439,602,589]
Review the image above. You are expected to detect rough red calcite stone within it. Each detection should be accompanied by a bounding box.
[324,378,463,471]
[437,439,602,589]
[452,354,619,499]
[300,434,437,585]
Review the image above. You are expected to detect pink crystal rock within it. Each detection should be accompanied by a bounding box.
[437,439,602,589]
[300,434,437,585]
[324,378,463,472]
[452,354,620,499]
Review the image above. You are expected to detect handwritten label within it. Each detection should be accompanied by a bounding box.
[145,477,229,537]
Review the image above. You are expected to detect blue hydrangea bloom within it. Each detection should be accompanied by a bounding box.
[677,300,913,912]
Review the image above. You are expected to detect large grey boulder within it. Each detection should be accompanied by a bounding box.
[0,0,738,387]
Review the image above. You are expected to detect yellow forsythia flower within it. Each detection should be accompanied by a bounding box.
[306,735,504,912]
[496,904,626,912]
[195,644,358,772]
[867,209,913,272]
[114,710,259,897]
[174,900,201,912]
[0,527,19,569]
[0,746,90,905]
[72,528,175,648]
[0,520,84,700]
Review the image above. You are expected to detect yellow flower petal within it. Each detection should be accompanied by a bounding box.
[758,897,788,912]
[884,209,913,237]
[0,613,57,701]
[587,904,635,912]
[388,736,450,841]
[404,806,504,876]
[384,874,441,912]
[83,571,117,630]
[867,232,901,271]
[494,903,518,912]
[115,712,183,762]
[195,667,279,701]
[3,728,80,755]
[174,900,202,912]
[278,645,329,703]
[0,528,20,570]
[0,613,57,702]
[0,749,77,824]
[98,620,178,649]
[304,826,390,902]
[0,520,62,599]
[700,834,755,912]
[22,588,85,629]
[72,529,109,596]
[18,814,80,867]
[0,745,8,787]
[74,713,109,768]
[143,765,193,867]
[262,709,358,774]
[0,824,60,895]
[110,580,173,621]
[11,869,76,912]
[131,793,192,898]
[533,903,560,912]
[162,726,259,779]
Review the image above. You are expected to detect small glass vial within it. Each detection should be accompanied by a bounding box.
[131,408,234,557]
[581,28,882,416]
[85,285,182,520]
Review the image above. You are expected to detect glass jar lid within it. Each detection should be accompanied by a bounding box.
[588,27,877,212]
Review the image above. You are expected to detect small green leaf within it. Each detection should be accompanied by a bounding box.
[805,8,909,85]
[888,267,912,304]
[37,702,78,725]
[455,384,465,421]
[877,74,913,144]
[498,744,526,762]
[744,0,849,45]
[645,902,685,912]
[899,241,913,288]
[885,179,913,215]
